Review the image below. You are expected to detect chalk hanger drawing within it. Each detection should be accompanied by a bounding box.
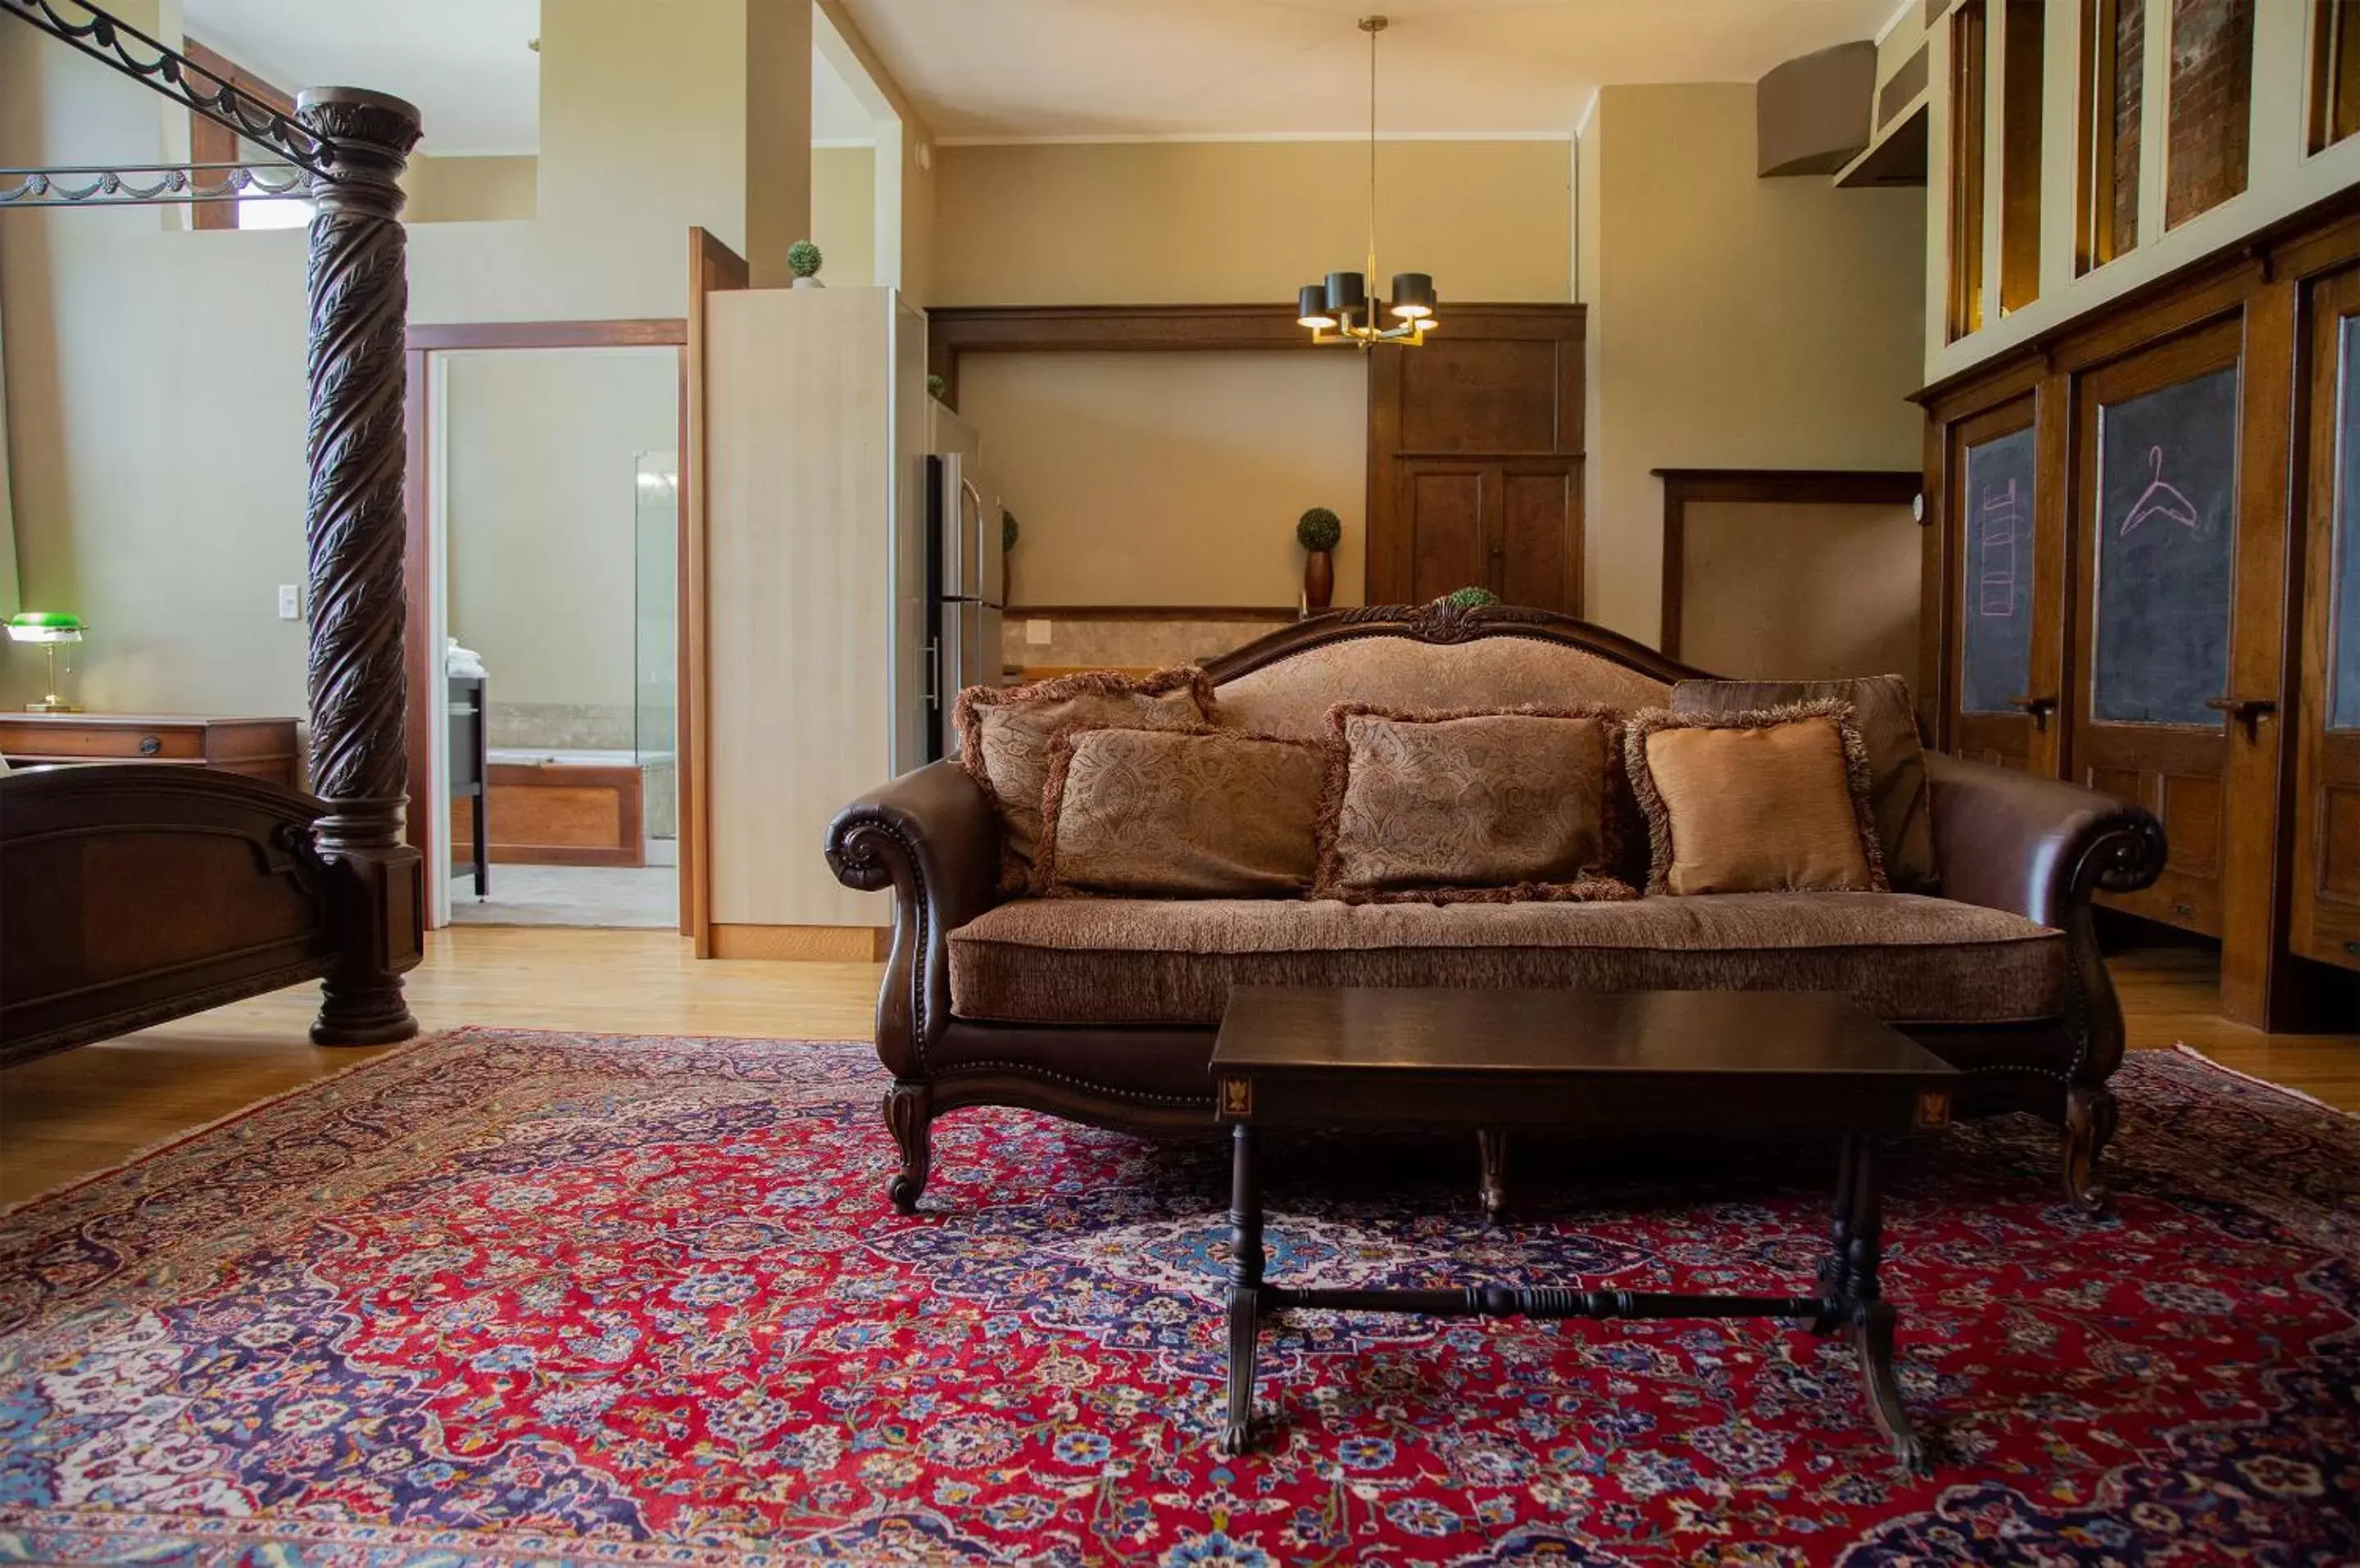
[2121,445,2200,537]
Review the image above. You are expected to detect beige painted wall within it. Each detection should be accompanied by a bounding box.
[443,347,677,721]
[1677,500,1921,683]
[0,292,16,617]
[934,139,1571,305]
[811,146,877,288]
[1582,84,1926,647]
[0,0,842,714]
[405,154,538,224]
[958,351,1368,608]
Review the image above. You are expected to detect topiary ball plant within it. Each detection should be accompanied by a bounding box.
[1001,510,1019,553]
[787,240,824,279]
[1444,586,1500,609]
[1296,506,1343,553]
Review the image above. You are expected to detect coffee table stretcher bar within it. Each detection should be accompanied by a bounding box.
[1208,987,1953,1471]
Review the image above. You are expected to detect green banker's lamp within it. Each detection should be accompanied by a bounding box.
[7,611,86,713]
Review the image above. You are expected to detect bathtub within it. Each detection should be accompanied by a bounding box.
[457,750,677,866]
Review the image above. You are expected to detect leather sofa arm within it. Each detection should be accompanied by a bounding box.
[1924,751,2165,929]
[824,759,1001,1079]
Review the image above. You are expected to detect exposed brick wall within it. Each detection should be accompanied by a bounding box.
[2109,0,2144,253]
[2165,0,2253,228]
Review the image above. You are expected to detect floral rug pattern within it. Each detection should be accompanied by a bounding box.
[0,1030,2353,1565]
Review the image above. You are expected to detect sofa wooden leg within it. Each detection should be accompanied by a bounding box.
[1477,1130,1510,1225]
[883,1080,933,1213]
[2060,1085,2119,1215]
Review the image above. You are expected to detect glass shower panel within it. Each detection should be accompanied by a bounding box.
[634,451,680,848]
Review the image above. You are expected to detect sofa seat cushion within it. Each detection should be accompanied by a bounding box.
[946,894,2068,1029]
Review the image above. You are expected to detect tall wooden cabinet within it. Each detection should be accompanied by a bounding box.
[1368,308,1585,612]
[1920,187,2360,1027]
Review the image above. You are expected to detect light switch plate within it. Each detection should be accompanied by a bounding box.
[1026,619,1053,646]
[277,584,302,620]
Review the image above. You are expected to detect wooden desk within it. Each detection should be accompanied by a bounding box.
[0,714,302,788]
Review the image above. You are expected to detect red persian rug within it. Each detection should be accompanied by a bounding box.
[0,1031,2352,1566]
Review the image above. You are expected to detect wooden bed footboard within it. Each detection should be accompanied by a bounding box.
[0,765,396,1066]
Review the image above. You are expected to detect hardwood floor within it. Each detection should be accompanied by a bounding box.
[2,931,2352,1206]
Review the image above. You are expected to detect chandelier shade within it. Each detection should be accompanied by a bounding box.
[1296,16,1436,349]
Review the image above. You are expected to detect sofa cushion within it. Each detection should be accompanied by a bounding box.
[1673,675,1937,894]
[953,667,1216,895]
[947,893,2068,1028]
[1040,726,1325,898]
[1314,705,1634,904]
[1216,636,1670,739]
[1626,702,1888,896]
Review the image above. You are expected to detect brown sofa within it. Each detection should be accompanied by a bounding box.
[825,604,2166,1213]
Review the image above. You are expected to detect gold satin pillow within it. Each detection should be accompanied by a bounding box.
[1313,705,1636,904]
[1671,674,1938,894]
[954,668,1217,894]
[1037,726,1326,898]
[1625,701,1889,896]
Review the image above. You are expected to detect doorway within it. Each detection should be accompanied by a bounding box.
[402,321,692,932]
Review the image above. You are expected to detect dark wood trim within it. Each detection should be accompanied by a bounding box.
[924,301,1582,410]
[1654,469,1925,659]
[1947,0,1988,342]
[1006,605,1301,623]
[405,319,687,352]
[398,317,693,927]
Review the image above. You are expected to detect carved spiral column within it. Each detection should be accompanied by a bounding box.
[297,86,425,1046]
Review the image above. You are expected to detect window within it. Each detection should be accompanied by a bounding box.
[2312,0,2360,152]
[1999,0,2045,314]
[2163,0,2253,229]
[2076,0,2143,274]
[184,39,302,233]
[1949,0,1989,342]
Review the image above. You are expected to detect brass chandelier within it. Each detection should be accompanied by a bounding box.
[1297,15,1436,348]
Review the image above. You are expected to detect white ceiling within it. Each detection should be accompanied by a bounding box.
[837,0,1899,141]
[178,0,885,158]
[182,0,542,156]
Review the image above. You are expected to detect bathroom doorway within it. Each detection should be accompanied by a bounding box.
[402,321,691,931]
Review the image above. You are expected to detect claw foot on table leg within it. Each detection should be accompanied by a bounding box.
[1851,1299,1926,1471]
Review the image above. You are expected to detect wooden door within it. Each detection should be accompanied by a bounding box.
[1394,458,1581,610]
[2292,267,2360,973]
[2067,318,2266,937]
[1946,394,2064,773]
[1368,306,1584,610]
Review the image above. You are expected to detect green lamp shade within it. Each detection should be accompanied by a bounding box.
[7,611,84,644]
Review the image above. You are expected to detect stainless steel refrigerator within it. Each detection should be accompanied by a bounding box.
[925,406,1004,759]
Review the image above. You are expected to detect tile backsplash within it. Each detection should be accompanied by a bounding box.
[1001,617,1291,676]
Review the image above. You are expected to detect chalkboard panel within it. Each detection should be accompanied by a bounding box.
[1959,426,2037,715]
[2334,316,2360,731]
[2093,365,2240,726]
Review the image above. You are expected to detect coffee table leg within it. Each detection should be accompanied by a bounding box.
[1839,1135,1925,1470]
[1223,1122,1264,1455]
[1812,1135,1859,1335]
[1477,1130,1510,1225]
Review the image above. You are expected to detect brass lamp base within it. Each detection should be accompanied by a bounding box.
[25,698,82,714]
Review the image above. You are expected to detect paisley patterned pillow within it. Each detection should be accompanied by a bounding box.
[1036,726,1326,898]
[1311,705,1637,904]
[954,668,1217,895]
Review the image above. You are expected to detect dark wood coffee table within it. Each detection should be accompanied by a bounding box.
[1209,986,1959,1467]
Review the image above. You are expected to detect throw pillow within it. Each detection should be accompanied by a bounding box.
[1313,705,1636,904]
[1671,674,1938,893]
[1037,726,1326,897]
[1624,700,1889,896]
[955,667,1218,895]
